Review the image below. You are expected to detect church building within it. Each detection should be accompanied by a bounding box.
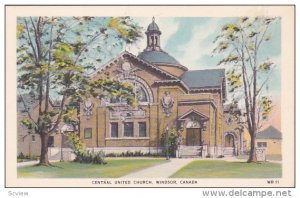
[80,18,245,157]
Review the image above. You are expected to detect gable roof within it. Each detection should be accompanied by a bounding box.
[256,126,282,140]
[180,69,225,89]
[178,109,209,121]
[90,51,179,80]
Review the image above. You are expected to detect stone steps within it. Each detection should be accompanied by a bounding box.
[178,146,202,158]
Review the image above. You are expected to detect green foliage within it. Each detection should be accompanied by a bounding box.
[66,132,106,164]
[89,77,137,107]
[21,119,33,130]
[226,69,242,92]
[16,16,141,163]
[105,151,162,157]
[74,150,106,165]
[160,128,179,158]
[259,96,273,119]
[217,54,239,66]
[259,60,274,71]
[66,132,84,156]
[108,17,143,44]
[17,152,39,161]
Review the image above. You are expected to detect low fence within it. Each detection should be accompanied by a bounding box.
[48,147,76,161]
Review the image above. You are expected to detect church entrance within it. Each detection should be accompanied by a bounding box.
[224,133,236,156]
[186,128,202,146]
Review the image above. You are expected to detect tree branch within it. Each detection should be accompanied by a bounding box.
[49,94,66,134]
[44,19,54,114]
[73,33,102,66]
[18,93,38,129]
[24,19,38,63]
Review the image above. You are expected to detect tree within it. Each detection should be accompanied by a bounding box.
[213,17,278,162]
[17,16,142,166]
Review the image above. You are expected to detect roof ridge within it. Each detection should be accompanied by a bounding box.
[184,68,225,72]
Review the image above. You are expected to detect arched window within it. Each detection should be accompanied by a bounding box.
[136,85,148,102]
[107,76,153,105]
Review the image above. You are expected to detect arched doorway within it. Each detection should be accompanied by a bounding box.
[225,133,235,147]
[185,119,202,146]
[224,132,236,156]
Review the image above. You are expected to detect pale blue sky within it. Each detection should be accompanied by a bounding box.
[45,17,281,100]
[129,17,281,97]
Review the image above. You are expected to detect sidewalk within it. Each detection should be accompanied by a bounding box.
[223,156,282,164]
[122,158,194,178]
[17,160,61,167]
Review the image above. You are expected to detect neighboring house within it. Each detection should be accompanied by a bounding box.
[79,18,242,158]
[17,94,42,156]
[17,94,70,156]
[256,126,282,156]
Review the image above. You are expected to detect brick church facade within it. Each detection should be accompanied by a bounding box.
[79,18,246,157]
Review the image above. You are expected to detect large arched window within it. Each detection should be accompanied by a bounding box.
[108,76,153,105]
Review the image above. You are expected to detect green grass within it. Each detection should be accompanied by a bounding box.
[171,160,281,178]
[18,159,166,178]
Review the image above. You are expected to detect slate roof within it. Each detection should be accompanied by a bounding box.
[256,126,282,140]
[138,50,182,67]
[180,69,225,89]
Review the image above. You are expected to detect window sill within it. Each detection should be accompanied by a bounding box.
[105,137,149,140]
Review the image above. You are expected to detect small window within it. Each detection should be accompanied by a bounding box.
[32,135,36,142]
[124,122,133,137]
[139,122,146,137]
[257,142,267,148]
[84,128,92,139]
[111,123,118,137]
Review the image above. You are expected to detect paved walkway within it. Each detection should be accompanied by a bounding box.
[223,156,282,164]
[17,160,60,167]
[122,158,194,178]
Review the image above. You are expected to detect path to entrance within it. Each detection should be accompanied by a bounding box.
[122,158,194,178]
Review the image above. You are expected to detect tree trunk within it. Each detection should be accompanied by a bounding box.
[247,131,257,163]
[38,132,51,166]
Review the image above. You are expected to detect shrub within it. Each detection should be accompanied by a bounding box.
[67,132,106,164]
[160,128,179,158]
[17,152,38,161]
[105,151,163,157]
[74,150,106,164]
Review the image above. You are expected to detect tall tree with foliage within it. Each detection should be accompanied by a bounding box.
[17,16,142,166]
[213,17,278,162]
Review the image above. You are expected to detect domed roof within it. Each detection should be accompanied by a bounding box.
[138,50,181,66]
[147,21,160,31]
[146,17,161,33]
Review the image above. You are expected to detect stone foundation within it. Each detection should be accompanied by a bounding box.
[86,147,162,155]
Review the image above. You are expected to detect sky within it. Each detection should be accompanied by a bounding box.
[128,17,281,97]
[43,16,281,130]
[127,17,281,130]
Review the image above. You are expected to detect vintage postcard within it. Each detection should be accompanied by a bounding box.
[5,5,295,187]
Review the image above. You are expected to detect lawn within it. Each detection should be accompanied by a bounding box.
[171,160,281,178]
[18,159,166,178]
